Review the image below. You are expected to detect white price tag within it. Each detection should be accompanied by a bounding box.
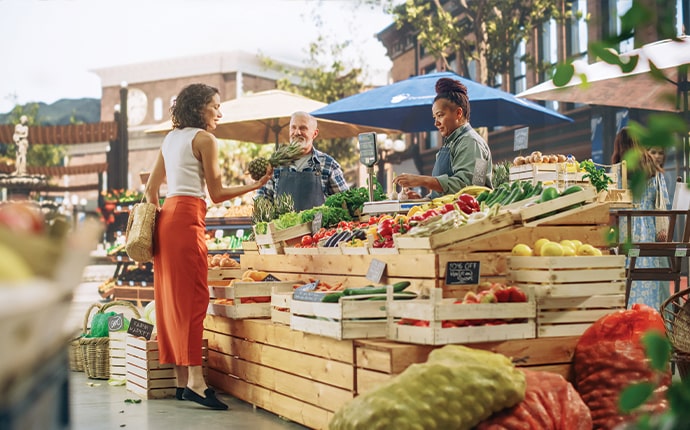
[628,248,640,257]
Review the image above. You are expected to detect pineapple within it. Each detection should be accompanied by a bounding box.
[247,141,304,180]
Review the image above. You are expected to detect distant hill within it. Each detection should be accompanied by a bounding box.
[0,98,101,125]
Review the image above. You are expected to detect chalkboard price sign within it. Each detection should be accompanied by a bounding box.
[445,261,480,285]
[108,313,124,332]
[127,318,154,340]
[366,259,387,283]
[311,212,323,234]
[263,274,281,282]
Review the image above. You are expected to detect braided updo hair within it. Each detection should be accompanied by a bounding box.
[434,78,470,122]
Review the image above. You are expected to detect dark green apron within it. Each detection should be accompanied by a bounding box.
[276,169,325,212]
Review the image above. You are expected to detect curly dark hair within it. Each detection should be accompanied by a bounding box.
[434,77,470,122]
[170,83,219,129]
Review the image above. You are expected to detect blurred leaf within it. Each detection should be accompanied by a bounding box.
[620,382,656,413]
[620,2,651,37]
[618,54,639,74]
[641,332,671,372]
[667,381,690,421]
[552,63,574,87]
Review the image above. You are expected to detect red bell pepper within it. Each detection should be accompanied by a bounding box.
[456,194,480,214]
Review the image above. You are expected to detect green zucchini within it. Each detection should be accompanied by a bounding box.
[322,292,344,303]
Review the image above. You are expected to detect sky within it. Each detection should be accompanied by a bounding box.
[0,0,399,114]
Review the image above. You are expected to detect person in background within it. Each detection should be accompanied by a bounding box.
[144,83,271,410]
[12,115,29,176]
[256,111,348,211]
[649,146,666,170]
[394,77,493,199]
[611,127,670,310]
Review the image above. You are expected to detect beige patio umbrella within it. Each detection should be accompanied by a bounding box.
[146,89,399,143]
[517,36,690,113]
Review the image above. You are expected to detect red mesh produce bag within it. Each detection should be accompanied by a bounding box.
[476,369,591,430]
[573,304,671,430]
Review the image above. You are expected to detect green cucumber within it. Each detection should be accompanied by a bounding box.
[342,281,411,296]
[502,187,522,205]
[476,190,490,203]
[322,292,344,303]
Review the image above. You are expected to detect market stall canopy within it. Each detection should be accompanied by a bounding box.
[146,89,399,144]
[517,36,690,113]
[310,71,573,132]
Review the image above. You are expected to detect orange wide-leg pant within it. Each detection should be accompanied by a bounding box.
[153,196,208,366]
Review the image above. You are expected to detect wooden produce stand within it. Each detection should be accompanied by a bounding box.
[203,193,620,429]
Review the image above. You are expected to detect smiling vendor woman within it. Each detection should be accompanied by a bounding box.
[394,77,493,198]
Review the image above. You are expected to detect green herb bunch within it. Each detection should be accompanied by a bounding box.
[580,160,614,193]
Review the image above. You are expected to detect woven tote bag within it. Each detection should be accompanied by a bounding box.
[125,202,157,262]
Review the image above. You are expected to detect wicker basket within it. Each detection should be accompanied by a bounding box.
[69,303,102,372]
[79,301,140,380]
[661,288,690,381]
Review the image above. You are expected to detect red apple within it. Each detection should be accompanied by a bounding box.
[0,202,44,234]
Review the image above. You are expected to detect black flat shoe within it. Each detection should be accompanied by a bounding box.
[182,387,228,410]
[176,387,185,401]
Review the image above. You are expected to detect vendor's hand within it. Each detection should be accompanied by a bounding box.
[393,173,422,189]
[401,188,422,200]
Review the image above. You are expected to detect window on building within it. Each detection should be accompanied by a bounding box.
[568,0,588,59]
[153,97,163,121]
[610,0,634,52]
[447,53,457,72]
[424,64,437,75]
[513,40,526,94]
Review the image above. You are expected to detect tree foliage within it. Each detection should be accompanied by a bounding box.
[390,0,573,89]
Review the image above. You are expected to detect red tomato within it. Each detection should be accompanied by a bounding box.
[301,235,313,246]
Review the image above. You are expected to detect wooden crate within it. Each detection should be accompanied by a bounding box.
[109,331,128,381]
[125,336,208,399]
[354,336,578,394]
[207,267,244,281]
[241,241,259,255]
[508,188,598,226]
[387,288,536,345]
[208,281,294,319]
[241,253,442,293]
[112,284,155,307]
[254,222,311,255]
[270,287,292,325]
[509,163,560,185]
[508,255,626,337]
[394,211,514,252]
[290,296,388,340]
[204,316,355,430]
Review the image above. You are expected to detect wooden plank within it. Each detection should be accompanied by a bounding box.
[263,272,438,292]
[126,380,176,399]
[206,349,353,412]
[291,314,387,341]
[208,369,333,430]
[241,254,439,279]
[354,340,435,374]
[204,316,354,364]
[127,364,175,380]
[538,308,619,324]
[538,323,593,338]
[538,294,625,309]
[203,330,354,390]
[127,371,176,389]
[356,368,394,395]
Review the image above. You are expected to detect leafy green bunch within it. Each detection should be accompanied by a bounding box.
[580,160,614,193]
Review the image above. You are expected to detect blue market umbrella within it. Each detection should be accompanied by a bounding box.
[311,71,572,132]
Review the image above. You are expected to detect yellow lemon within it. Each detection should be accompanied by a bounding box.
[511,243,533,256]
[570,239,583,248]
[562,245,576,256]
[559,240,577,254]
[541,241,564,256]
[533,238,551,256]
[576,243,598,256]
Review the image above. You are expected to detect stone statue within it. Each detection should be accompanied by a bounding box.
[12,115,29,176]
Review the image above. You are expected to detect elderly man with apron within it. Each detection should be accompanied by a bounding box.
[256,111,349,212]
[394,77,492,199]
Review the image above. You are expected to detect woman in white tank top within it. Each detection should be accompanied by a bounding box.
[144,84,271,410]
